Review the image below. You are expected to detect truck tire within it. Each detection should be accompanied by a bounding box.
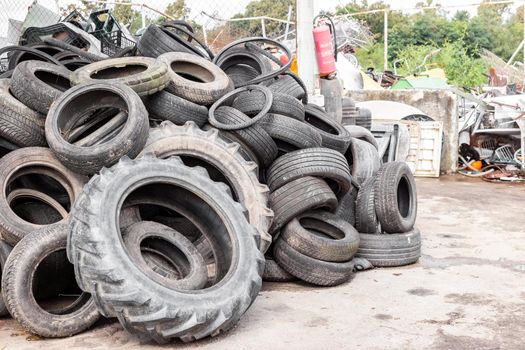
[374,162,417,233]
[356,229,421,267]
[68,156,264,343]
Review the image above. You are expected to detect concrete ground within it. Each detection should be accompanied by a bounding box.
[1,175,524,349]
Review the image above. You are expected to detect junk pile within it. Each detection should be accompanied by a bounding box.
[0,21,420,343]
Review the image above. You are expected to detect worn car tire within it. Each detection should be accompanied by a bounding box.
[344,125,378,149]
[266,147,352,197]
[158,52,232,105]
[140,121,274,252]
[2,223,100,337]
[224,64,259,87]
[145,90,208,127]
[68,156,264,343]
[0,240,11,317]
[355,177,380,234]
[345,137,381,185]
[304,104,352,153]
[0,79,46,147]
[214,47,273,88]
[70,57,170,96]
[10,60,72,114]
[46,82,149,175]
[335,186,358,227]
[137,24,202,58]
[374,162,417,233]
[269,176,337,234]
[259,114,322,154]
[0,147,85,245]
[263,257,296,282]
[356,229,421,267]
[273,238,354,286]
[267,74,307,102]
[232,90,305,121]
[281,211,359,262]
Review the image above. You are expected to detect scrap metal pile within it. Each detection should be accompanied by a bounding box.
[0,21,420,343]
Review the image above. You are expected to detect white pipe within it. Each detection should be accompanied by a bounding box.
[296,0,316,95]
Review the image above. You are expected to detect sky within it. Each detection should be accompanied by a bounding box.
[0,0,522,36]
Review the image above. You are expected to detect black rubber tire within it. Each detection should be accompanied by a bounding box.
[68,156,264,343]
[158,52,232,106]
[211,106,277,169]
[281,211,359,262]
[266,147,352,197]
[355,177,380,234]
[122,221,208,290]
[224,64,259,87]
[11,201,63,225]
[259,114,322,154]
[269,176,337,234]
[335,186,358,227]
[344,125,378,149]
[45,82,149,175]
[140,121,274,252]
[345,137,381,185]
[0,147,86,245]
[268,73,307,102]
[42,38,105,62]
[2,223,100,337]
[0,240,12,317]
[137,24,203,58]
[70,57,170,96]
[0,79,46,147]
[232,90,305,121]
[263,257,296,282]
[145,90,208,127]
[374,162,417,233]
[304,104,352,153]
[356,229,421,267]
[273,238,354,286]
[214,47,273,88]
[10,60,72,114]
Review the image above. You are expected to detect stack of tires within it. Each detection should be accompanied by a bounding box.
[0,23,421,344]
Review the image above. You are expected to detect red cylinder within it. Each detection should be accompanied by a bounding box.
[313,24,336,76]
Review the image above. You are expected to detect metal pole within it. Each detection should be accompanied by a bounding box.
[506,39,524,67]
[296,0,316,95]
[284,5,292,41]
[261,18,266,37]
[523,2,525,75]
[384,10,388,71]
[203,24,208,47]
[141,4,145,29]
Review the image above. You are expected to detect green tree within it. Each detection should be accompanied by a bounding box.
[165,0,190,19]
[231,0,294,35]
[60,0,102,17]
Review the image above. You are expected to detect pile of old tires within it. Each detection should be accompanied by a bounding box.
[0,23,420,344]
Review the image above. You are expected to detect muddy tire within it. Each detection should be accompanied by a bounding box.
[0,147,85,245]
[45,82,149,175]
[68,156,264,343]
[269,176,337,234]
[140,121,274,252]
[145,90,208,127]
[281,211,359,262]
[374,162,417,233]
[10,60,72,114]
[2,223,100,337]
[356,229,421,267]
[273,238,354,286]
[0,79,46,147]
[70,57,170,96]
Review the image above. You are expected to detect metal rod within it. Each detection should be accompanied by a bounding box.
[284,5,292,41]
[384,10,388,71]
[261,18,266,37]
[506,39,525,67]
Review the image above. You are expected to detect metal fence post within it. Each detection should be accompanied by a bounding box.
[296,0,316,95]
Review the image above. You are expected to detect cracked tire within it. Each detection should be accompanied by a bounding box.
[2,223,100,337]
[266,147,352,197]
[140,121,274,252]
[355,228,421,267]
[145,90,208,127]
[273,238,354,286]
[281,211,359,262]
[374,162,417,233]
[67,156,264,343]
[0,79,46,147]
[269,176,337,234]
[10,60,72,114]
[70,57,170,96]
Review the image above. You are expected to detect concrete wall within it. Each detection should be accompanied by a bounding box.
[347,89,458,174]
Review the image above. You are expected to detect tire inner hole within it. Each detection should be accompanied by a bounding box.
[90,64,147,79]
[32,249,88,315]
[300,217,344,240]
[397,176,410,218]
[140,236,190,280]
[305,114,338,134]
[171,62,213,83]
[34,70,71,91]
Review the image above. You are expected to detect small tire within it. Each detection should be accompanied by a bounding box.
[266,147,352,197]
[304,104,351,153]
[10,60,72,114]
[356,229,421,267]
[259,114,322,154]
[45,82,149,175]
[145,90,208,127]
[273,238,354,287]
[269,176,337,234]
[2,223,100,337]
[70,57,170,96]
[374,162,417,233]
[281,211,359,262]
[158,52,232,105]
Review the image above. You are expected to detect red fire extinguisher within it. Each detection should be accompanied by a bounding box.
[313,14,337,77]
